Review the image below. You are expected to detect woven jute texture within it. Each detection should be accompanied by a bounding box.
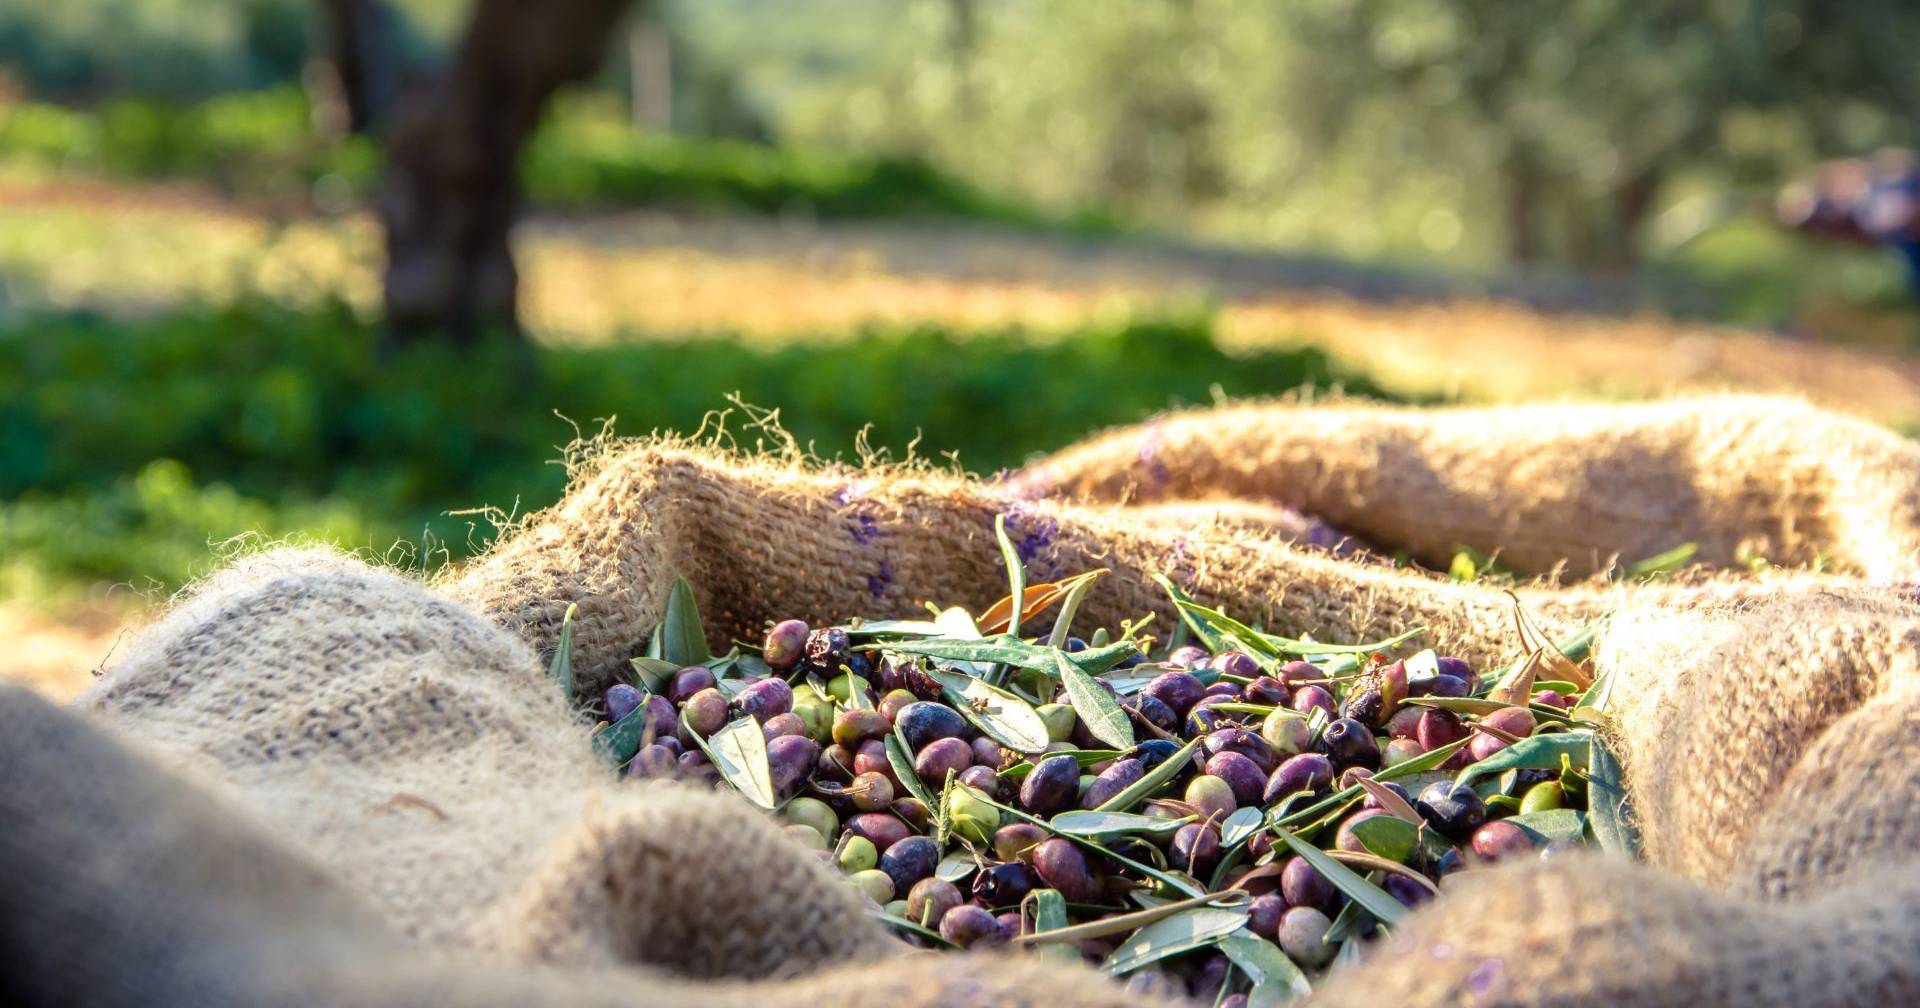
[5,395,1918,1007]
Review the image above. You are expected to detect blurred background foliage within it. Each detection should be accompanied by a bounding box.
[1,0,1917,627]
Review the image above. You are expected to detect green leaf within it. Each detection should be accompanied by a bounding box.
[995,513,1027,638]
[1456,733,1590,787]
[1623,542,1697,581]
[689,716,775,810]
[1262,624,1426,657]
[871,909,957,948]
[548,603,578,697]
[1103,907,1250,975]
[1152,574,1229,653]
[886,731,937,808]
[627,656,679,692]
[592,705,649,767]
[1347,815,1419,863]
[1051,810,1193,836]
[1585,732,1641,858]
[1168,597,1280,659]
[846,619,946,636]
[1057,651,1134,749]
[998,750,1125,780]
[1271,737,1470,830]
[1094,736,1202,812]
[1272,829,1408,927]
[1218,931,1312,1005]
[656,577,712,667]
[936,849,978,882]
[1220,806,1265,849]
[927,667,1052,752]
[876,636,1141,675]
[1046,569,1103,649]
[1505,808,1587,846]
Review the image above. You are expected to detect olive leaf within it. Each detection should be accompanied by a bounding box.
[1486,646,1542,707]
[650,577,712,667]
[1486,613,1603,698]
[1585,731,1642,858]
[978,569,1111,638]
[1152,574,1230,653]
[1102,907,1250,975]
[994,513,1027,638]
[1051,810,1193,836]
[1346,815,1419,863]
[885,731,938,808]
[845,619,946,636]
[593,704,648,767]
[1046,569,1109,649]
[997,750,1124,781]
[1218,931,1313,1006]
[1167,597,1280,659]
[1263,625,1426,657]
[1057,651,1135,749]
[1093,738,1203,814]
[628,656,679,693]
[1504,591,1593,689]
[1622,542,1697,581]
[548,602,578,697]
[876,636,1140,675]
[936,849,978,882]
[1220,806,1266,848]
[1270,737,1470,831]
[1456,732,1591,787]
[1353,776,1423,825]
[871,910,958,948]
[1024,888,1079,961]
[927,667,1052,752]
[1505,808,1587,846]
[1272,828,1408,927]
[688,715,776,810]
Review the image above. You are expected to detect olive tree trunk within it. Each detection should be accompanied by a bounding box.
[315,0,400,135]
[380,0,633,343]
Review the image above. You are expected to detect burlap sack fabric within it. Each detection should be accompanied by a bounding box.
[5,395,1919,1006]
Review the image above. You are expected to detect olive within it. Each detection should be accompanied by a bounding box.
[1339,766,1376,788]
[783,823,827,850]
[1521,780,1565,813]
[1247,892,1286,940]
[1383,737,1423,766]
[1124,969,1184,1000]
[625,743,676,779]
[1275,660,1320,687]
[852,739,894,781]
[896,702,969,750]
[849,770,895,812]
[1019,754,1082,815]
[1204,752,1266,807]
[1277,906,1336,968]
[675,749,714,781]
[906,877,964,928]
[790,699,833,741]
[1415,780,1487,841]
[817,741,856,783]
[1213,651,1261,679]
[995,911,1025,941]
[1190,952,1232,1004]
[1171,822,1222,876]
[1417,708,1467,751]
[1133,738,1180,771]
[1185,703,1233,737]
[733,678,793,724]
[1291,684,1337,719]
[1142,671,1206,717]
[1206,727,1277,772]
[1166,645,1209,669]
[654,736,684,758]
[762,619,810,670]
[1126,693,1178,732]
[846,812,911,854]
[1432,847,1465,877]
[825,672,870,704]
[1203,681,1244,699]
[1383,872,1433,908]
[1425,674,1471,698]
[766,734,820,796]
[604,684,643,724]
[803,627,851,674]
[1317,717,1380,770]
[1036,703,1077,742]
[959,765,1001,797]
[1471,820,1536,862]
[780,797,839,841]
[971,736,1007,769]
[1436,656,1476,691]
[838,835,878,873]
[832,708,892,748]
[1359,780,1412,812]
[668,666,716,703]
[892,797,933,830]
[1032,838,1102,901]
[1184,774,1239,824]
[762,712,808,740]
[939,904,1007,949]
[1534,689,1574,710]
[1385,706,1425,740]
[1063,636,1089,653]
[1280,855,1336,911]
[915,737,974,787]
[1221,996,1249,1008]
[1080,758,1145,809]
[1470,706,1536,761]
[972,861,1039,908]
[994,822,1050,862]
[878,835,941,895]
[878,689,919,722]
[1244,676,1290,705]
[1261,709,1312,756]
[847,868,894,903]
[1264,753,1334,804]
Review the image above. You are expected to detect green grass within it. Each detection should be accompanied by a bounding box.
[0,301,1392,597]
[0,88,1114,231]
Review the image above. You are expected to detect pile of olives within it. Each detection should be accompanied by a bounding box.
[600,602,1601,999]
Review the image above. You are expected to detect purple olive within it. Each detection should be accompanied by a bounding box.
[1171,822,1222,876]
[846,812,911,854]
[971,736,1006,768]
[1277,906,1335,968]
[832,708,892,748]
[1383,872,1433,908]
[1471,820,1536,862]
[896,701,968,750]
[1264,753,1334,803]
[766,734,820,796]
[1291,684,1337,718]
[1415,780,1487,841]
[849,770,895,812]
[1204,752,1267,808]
[733,678,793,724]
[1167,646,1210,669]
[1417,708,1467,751]
[892,797,932,830]
[906,878,964,928]
[1275,660,1319,687]
[1206,727,1278,772]
[1317,717,1380,770]
[605,684,643,723]
[762,619,809,671]
[1080,758,1145,809]
[803,627,851,674]
[675,749,715,780]
[994,822,1050,862]
[1203,681,1244,699]
[1385,706,1425,740]
[1126,693,1178,732]
[1247,891,1287,939]
[959,765,1001,797]
[762,712,808,740]
[915,737,974,787]
[1213,651,1260,679]
[878,689,918,722]
[668,666,716,703]
[1032,838,1103,901]
[1436,656,1476,691]
[878,835,940,895]
[1426,674,1471,698]
[625,743,676,779]
[1534,689,1573,710]
[971,860,1039,908]
[1020,754,1082,815]
[680,688,728,738]
[1143,671,1206,717]
[1335,808,1394,854]
[939,904,1007,948]
[1245,676,1290,705]
[1281,855,1335,910]
[852,739,894,781]
[1190,952,1232,1004]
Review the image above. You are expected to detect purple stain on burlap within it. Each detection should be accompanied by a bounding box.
[867,561,892,598]
[833,484,883,545]
[1136,427,1172,488]
[1466,958,1509,999]
[998,506,1062,579]
[1168,535,1197,587]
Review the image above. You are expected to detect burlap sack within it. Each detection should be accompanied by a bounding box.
[5,395,1918,1007]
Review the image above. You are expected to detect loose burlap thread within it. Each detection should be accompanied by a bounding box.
[5,395,1919,1007]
